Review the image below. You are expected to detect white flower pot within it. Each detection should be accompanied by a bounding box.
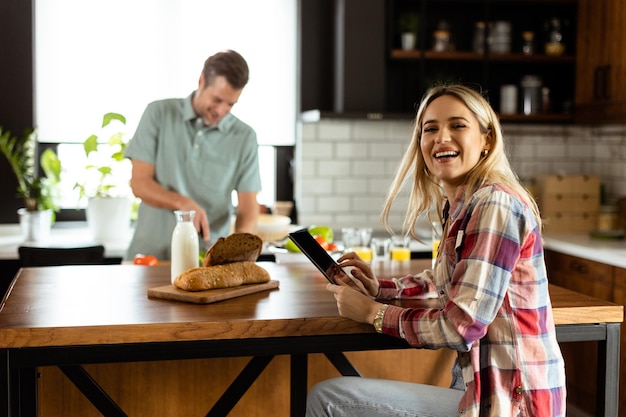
[18,208,53,244]
[86,197,132,243]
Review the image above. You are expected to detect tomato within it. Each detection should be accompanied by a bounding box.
[314,235,330,250]
[133,254,159,266]
[326,242,339,252]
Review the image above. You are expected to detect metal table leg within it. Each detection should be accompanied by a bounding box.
[59,365,127,417]
[597,323,620,417]
[291,355,308,417]
[1,350,8,417]
[205,355,274,417]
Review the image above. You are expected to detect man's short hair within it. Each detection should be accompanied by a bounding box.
[202,50,249,90]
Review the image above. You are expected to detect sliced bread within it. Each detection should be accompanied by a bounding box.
[202,232,263,267]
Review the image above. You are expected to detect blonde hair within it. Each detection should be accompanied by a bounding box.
[381,84,541,239]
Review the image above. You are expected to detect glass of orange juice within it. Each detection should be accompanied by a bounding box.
[432,239,440,268]
[390,235,411,261]
[431,215,443,268]
[342,227,373,262]
[354,246,373,261]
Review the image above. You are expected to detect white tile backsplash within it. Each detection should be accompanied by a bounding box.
[318,121,352,140]
[296,119,626,233]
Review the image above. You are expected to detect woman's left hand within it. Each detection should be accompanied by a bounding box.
[326,283,382,325]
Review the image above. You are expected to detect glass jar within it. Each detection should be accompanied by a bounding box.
[490,21,511,53]
[520,75,542,115]
[472,21,486,53]
[522,31,534,55]
[433,20,451,52]
[433,29,451,52]
[598,205,618,231]
[500,84,518,114]
[545,18,565,56]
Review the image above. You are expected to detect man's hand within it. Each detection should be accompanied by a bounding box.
[129,159,211,241]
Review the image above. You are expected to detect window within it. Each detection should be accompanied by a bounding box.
[34,0,296,208]
[53,143,277,210]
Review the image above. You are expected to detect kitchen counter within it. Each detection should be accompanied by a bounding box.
[543,233,626,269]
[0,222,434,262]
[2,224,621,268]
[0,222,131,260]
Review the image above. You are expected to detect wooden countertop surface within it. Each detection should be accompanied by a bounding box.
[0,261,622,349]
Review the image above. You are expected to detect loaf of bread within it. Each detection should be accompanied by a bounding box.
[202,232,263,267]
[174,261,270,291]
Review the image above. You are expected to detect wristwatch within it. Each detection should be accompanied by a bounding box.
[373,304,389,333]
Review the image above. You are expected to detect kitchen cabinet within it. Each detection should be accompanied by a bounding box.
[300,0,578,121]
[299,0,386,119]
[387,0,577,121]
[544,249,626,416]
[575,0,626,123]
[545,249,613,300]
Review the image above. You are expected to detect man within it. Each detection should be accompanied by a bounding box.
[125,50,261,260]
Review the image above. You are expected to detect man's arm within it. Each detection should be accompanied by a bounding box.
[129,159,211,241]
[234,191,259,234]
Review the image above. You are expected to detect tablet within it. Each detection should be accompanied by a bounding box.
[287,229,342,284]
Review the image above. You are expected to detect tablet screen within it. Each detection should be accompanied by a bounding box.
[287,229,340,284]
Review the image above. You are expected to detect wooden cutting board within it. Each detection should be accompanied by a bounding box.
[147,280,279,304]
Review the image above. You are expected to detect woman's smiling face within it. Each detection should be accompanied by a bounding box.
[420,95,491,198]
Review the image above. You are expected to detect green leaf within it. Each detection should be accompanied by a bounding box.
[75,112,130,202]
[40,148,61,183]
[102,112,126,127]
[97,166,112,176]
[83,135,99,156]
[111,150,125,161]
[107,131,125,146]
[0,127,61,212]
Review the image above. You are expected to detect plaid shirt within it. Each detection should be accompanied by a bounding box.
[378,184,566,417]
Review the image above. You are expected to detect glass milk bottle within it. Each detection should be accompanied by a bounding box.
[171,210,199,284]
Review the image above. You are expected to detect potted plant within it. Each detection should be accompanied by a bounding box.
[397,12,419,50]
[73,112,133,242]
[0,127,62,242]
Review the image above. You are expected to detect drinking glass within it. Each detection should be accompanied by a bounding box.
[371,237,390,263]
[390,235,411,262]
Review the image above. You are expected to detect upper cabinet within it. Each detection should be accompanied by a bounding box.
[387,0,578,122]
[300,0,626,124]
[300,0,579,122]
[299,0,386,120]
[575,0,626,123]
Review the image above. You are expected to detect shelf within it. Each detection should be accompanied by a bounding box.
[300,109,414,122]
[390,49,575,63]
[302,109,574,124]
[499,113,574,123]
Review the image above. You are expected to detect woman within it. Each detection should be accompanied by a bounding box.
[306,85,566,417]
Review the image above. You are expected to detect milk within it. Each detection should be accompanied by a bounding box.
[171,210,199,284]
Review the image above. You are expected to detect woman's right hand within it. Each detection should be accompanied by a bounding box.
[335,252,380,297]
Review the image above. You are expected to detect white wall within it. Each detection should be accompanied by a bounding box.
[297,120,626,234]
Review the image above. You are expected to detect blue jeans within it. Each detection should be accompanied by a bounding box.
[305,377,465,417]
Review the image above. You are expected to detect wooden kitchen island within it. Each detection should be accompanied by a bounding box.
[0,260,622,417]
